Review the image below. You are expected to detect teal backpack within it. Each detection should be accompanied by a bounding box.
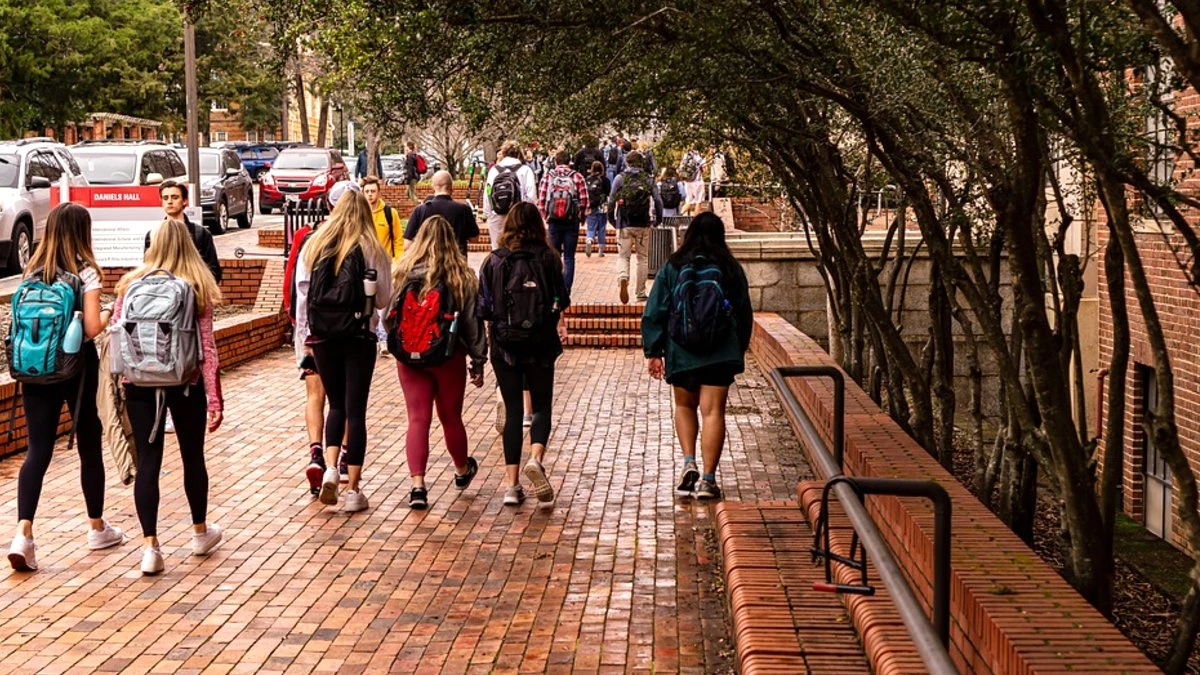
[6,269,83,385]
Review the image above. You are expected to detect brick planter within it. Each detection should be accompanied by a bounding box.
[258,228,286,249]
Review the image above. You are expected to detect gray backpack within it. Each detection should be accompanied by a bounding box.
[110,270,202,441]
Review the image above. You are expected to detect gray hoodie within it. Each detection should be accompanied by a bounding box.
[399,264,488,371]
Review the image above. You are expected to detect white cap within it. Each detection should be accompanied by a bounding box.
[328,180,361,208]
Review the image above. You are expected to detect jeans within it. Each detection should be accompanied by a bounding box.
[548,219,579,292]
[585,211,607,250]
[396,354,469,476]
[492,360,555,466]
[617,226,650,297]
[126,382,209,536]
[313,337,377,466]
[406,179,418,203]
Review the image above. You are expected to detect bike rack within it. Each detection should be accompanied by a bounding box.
[769,366,958,675]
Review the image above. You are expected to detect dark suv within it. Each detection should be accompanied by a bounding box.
[176,147,254,234]
[232,144,279,182]
[259,147,349,213]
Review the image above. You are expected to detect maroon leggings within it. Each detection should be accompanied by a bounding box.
[396,353,469,476]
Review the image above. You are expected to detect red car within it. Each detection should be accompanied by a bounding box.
[259,147,350,214]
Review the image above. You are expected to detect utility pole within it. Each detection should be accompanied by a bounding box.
[184,14,200,193]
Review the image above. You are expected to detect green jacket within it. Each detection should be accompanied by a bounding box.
[641,259,753,377]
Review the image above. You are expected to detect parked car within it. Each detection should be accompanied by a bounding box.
[175,147,254,234]
[231,144,279,182]
[258,147,350,214]
[381,155,406,185]
[0,137,90,272]
[69,141,187,186]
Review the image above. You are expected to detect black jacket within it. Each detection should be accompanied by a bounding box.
[405,195,480,256]
[477,243,570,366]
[143,214,223,283]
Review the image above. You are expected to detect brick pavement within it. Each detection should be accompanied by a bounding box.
[0,337,810,672]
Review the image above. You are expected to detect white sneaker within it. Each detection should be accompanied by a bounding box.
[318,466,339,505]
[494,399,505,433]
[164,416,175,434]
[502,485,526,506]
[523,459,555,502]
[141,546,164,576]
[192,524,223,556]
[342,489,369,513]
[8,535,37,571]
[585,237,594,257]
[87,521,125,550]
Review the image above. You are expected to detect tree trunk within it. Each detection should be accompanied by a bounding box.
[365,125,382,186]
[316,99,329,147]
[294,69,310,144]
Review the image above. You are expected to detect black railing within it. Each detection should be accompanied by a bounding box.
[282,198,324,253]
[769,366,958,675]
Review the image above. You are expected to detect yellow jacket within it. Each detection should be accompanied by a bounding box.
[373,200,403,260]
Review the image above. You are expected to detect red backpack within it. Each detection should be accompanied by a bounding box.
[386,278,458,366]
[414,153,427,175]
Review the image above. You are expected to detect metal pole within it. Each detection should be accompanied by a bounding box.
[184,16,200,193]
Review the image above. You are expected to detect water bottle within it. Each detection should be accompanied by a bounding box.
[445,311,461,357]
[63,311,84,355]
[362,269,377,318]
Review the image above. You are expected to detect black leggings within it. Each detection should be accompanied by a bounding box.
[125,382,209,537]
[492,360,555,465]
[313,338,376,466]
[17,342,104,522]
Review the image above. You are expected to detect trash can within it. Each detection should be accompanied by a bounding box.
[648,222,681,280]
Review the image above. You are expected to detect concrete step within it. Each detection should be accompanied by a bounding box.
[564,333,642,349]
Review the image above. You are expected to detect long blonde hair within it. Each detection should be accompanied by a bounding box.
[28,203,100,284]
[116,219,222,311]
[394,215,477,308]
[303,191,387,275]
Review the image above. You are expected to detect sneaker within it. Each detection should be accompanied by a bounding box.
[502,485,526,506]
[338,453,349,484]
[619,278,629,305]
[305,446,325,497]
[522,414,533,427]
[695,479,723,500]
[342,489,369,513]
[598,252,606,258]
[409,488,428,510]
[585,237,594,257]
[676,461,700,495]
[141,546,164,576]
[523,459,555,502]
[318,466,339,505]
[192,524,223,556]
[7,535,36,571]
[164,416,175,434]
[87,521,125,550]
[454,457,479,490]
[494,399,505,433]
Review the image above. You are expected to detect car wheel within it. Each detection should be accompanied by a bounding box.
[236,193,253,229]
[212,200,228,235]
[259,200,272,215]
[7,221,32,274]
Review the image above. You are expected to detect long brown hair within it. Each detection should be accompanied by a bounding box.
[394,216,477,308]
[117,219,223,311]
[498,202,554,252]
[27,203,99,284]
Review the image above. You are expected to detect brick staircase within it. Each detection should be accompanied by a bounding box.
[466,225,620,254]
[563,303,642,348]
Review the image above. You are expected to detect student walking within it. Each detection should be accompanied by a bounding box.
[584,161,610,258]
[112,219,225,575]
[678,149,707,216]
[7,204,124,571]
[294,183,393,512]
[387,216,486,509]
[659,167,683,218]
[538,150,589,293]
[478,203,570,506]
[608,152,663,304]
[483,141,539,250]
[641,213,752,499]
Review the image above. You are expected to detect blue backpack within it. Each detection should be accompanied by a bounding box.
[6,270,83,384]
[668,258,732,352]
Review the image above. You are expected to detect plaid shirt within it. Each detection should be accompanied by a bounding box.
[538,164,590,220]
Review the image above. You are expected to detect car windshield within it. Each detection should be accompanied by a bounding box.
[272,152,328,170]
[0,153,18,188]
[198,154,221,176]
[76,153,138,185]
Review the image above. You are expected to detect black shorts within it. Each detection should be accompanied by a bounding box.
[666,364,741,393]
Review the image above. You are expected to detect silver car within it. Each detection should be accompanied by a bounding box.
[0,137,90,273]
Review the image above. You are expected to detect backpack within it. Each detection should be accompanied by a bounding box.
[618,172,652,226]
[382,205,397,255]
[307,246,370,340]
[668,258,733,352]
[585,173,605,207]
[490,164,523,215]
[489,249,556,349]
[605,145,623,168]
[679,153,700,182]
[546,170,581,221]
[661,178,682,209]
[110,270,202,388]
[386,278,458,366]
[414,153,427,175]
[6,270,84,384]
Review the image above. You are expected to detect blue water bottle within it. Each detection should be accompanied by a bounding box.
[63,311,84,354]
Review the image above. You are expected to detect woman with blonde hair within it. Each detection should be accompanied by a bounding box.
[8,203,124,572]
[112,218,224,574]
[389,216,486,509]
[294,182,392,512]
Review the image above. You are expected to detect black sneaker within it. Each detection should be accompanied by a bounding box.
[338,453,349,484]
[454,457,479,490]
[409,488,428,510]
[305,445,325,497]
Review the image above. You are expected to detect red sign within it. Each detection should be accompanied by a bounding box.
[53,185,164,208]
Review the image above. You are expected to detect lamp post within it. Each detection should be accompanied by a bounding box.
[184,14,200,190]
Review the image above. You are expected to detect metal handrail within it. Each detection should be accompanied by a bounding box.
[770,367,959,675]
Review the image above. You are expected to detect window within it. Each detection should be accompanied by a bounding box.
[224,151,242,173]
[166,152,186,178]
[263,131,275,142]
[212,131,228,143]
[211,101,229,112]
[246,131,258,143]
[140,153,156,183]
[29,151,64,183]
[1143,59,1175,218]
[1140,365,1173,540]
[55,149,81,176]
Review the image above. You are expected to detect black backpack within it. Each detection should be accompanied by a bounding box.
[585,173,605,208]
[660,178,682,209]
[490,164,523,215]
[619,172,652,226]
[386,278,458,367]
[668,257,733,352]
[307,246,370,340]
[605,145,623,169]
[490,249,556,349]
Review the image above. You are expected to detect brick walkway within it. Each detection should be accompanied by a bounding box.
[0,326,810,671]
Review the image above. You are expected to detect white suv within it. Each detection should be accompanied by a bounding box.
[69,141,187,187]
[0,137,90,272]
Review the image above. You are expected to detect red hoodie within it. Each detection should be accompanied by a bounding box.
[283,224,316,323]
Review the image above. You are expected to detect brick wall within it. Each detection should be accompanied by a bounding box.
[751,313,1157,673]
[378,183,475,215]
[731,196,789,232]
[98,259,266,306]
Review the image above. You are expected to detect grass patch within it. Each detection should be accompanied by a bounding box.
[1114,513,1194,599]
